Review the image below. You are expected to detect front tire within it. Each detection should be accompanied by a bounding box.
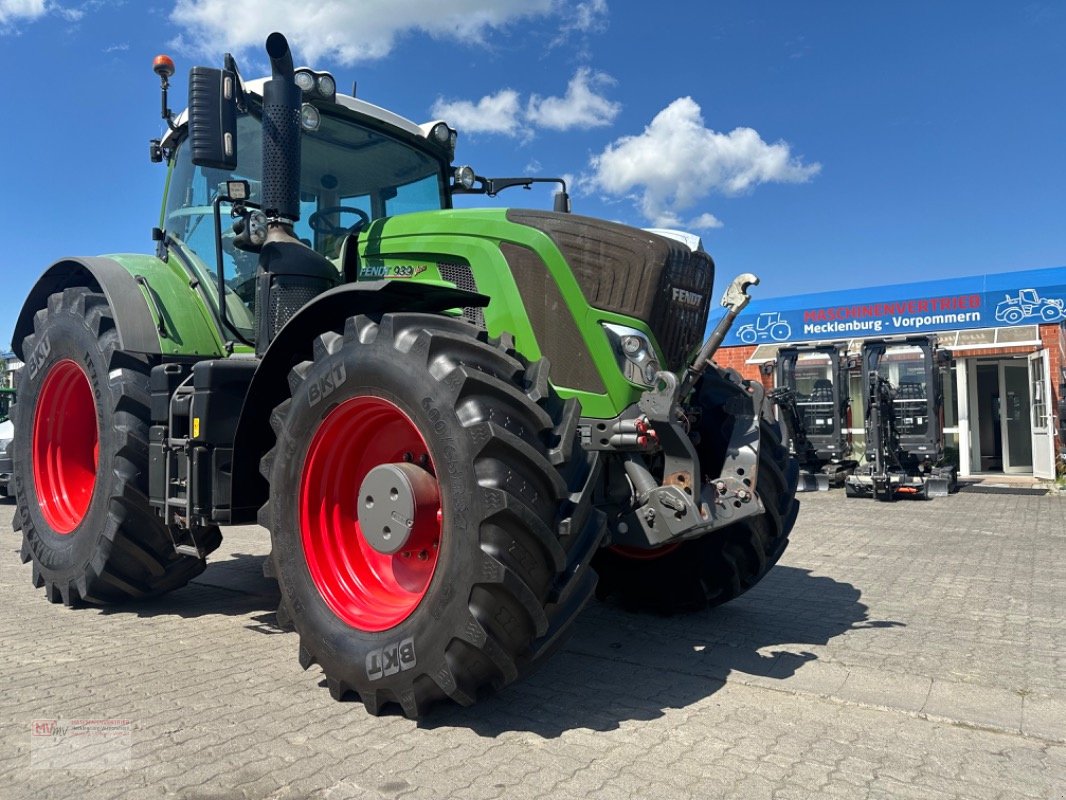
[594,379,799,613]
[261,313,600,717]
[13,288,220,606]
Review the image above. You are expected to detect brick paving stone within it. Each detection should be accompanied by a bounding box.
[1,489,1064,799]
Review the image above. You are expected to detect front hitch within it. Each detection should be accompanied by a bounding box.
[609,274,766,549]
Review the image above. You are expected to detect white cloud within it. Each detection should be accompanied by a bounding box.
[170,0,556,64]
[0,0,47,27]
[587,97,820,227]
[431,89,523,136]
[0,1,114,31]
[567,0,608,34]
[527,67,620,130]
[689,212,724,230]
[434,68,619,138]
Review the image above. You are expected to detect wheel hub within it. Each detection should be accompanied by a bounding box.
[358,463,441,555]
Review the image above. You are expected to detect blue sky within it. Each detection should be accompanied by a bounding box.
[1,1,1063,350]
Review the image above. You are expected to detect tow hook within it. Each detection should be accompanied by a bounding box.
[680,272,759,396]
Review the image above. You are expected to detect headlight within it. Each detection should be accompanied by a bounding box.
[316,74,336,99]
[294,70,316,93]
[602,323,661,387]
[427,122,457,160]
[430,122,451,145]
[300,103,321,131]
[294,69,336,103]
[454,165,476,190]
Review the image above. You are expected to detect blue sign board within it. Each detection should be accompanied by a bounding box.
[707,266,1066,346]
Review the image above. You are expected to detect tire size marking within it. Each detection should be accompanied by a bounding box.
[366,637,416,681]
[421,396,472,533]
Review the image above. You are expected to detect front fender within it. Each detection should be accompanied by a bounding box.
[12,255,225,359]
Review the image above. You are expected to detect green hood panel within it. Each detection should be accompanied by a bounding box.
[101,253,226,357]
[351,209,656,418]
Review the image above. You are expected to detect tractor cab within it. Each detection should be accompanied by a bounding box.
[155,73,456,343]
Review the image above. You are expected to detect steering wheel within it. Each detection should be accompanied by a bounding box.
[308,206,371,236]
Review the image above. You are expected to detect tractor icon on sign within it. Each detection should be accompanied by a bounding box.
[994,289,1066,324]
[736,312,792,344]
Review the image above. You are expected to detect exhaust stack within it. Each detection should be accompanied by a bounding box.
[253,32,339,355]
[262,32,301,226]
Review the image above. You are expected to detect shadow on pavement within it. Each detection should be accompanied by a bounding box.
[98,552,282,620]
[86,547,898,736]
[423,565,900,738]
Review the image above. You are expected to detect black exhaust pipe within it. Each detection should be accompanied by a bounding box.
[262,32,301,224]
[254,32,338,355]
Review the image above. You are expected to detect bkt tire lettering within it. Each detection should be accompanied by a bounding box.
[308,363,346,408]
[28,334,51,379]
[366,637,416,681]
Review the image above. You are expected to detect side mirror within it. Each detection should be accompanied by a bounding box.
[188,66,238,170]
[553,190,571,214]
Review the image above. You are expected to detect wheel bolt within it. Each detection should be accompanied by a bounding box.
[418,550,429,560]
[402,452,413,462]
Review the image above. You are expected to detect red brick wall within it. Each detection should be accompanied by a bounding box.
[712,345,772,389]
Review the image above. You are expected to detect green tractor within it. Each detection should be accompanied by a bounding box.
[10,33,799,717]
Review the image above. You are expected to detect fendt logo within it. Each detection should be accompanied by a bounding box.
[672,288,705,308]
[366,637,416,681]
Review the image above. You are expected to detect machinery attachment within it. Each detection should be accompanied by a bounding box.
[844,336,958,500]
[771,343,857,491]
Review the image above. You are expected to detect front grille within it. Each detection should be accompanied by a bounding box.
[647,242,715,369]
[506,210,714,369]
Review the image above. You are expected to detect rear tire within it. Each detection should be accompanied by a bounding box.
[261,313,601,717]
[13,288,221,605]
[594,388,799,613]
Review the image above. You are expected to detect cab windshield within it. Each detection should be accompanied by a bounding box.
[163,104,449,336]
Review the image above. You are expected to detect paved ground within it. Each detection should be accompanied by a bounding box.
[1,488,1064,799]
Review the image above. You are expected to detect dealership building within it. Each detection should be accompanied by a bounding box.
[709,265,1066,480]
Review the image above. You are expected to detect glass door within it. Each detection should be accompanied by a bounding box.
[1029,350,1055,479]
[1000,362,1033,474]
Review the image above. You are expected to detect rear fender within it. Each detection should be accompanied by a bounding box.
[12,255,225,359]
[228,279,489,521]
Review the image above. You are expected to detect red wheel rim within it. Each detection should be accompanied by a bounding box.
[300,396,442,631]
[32,359,99,534]
[609,543,682,561]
